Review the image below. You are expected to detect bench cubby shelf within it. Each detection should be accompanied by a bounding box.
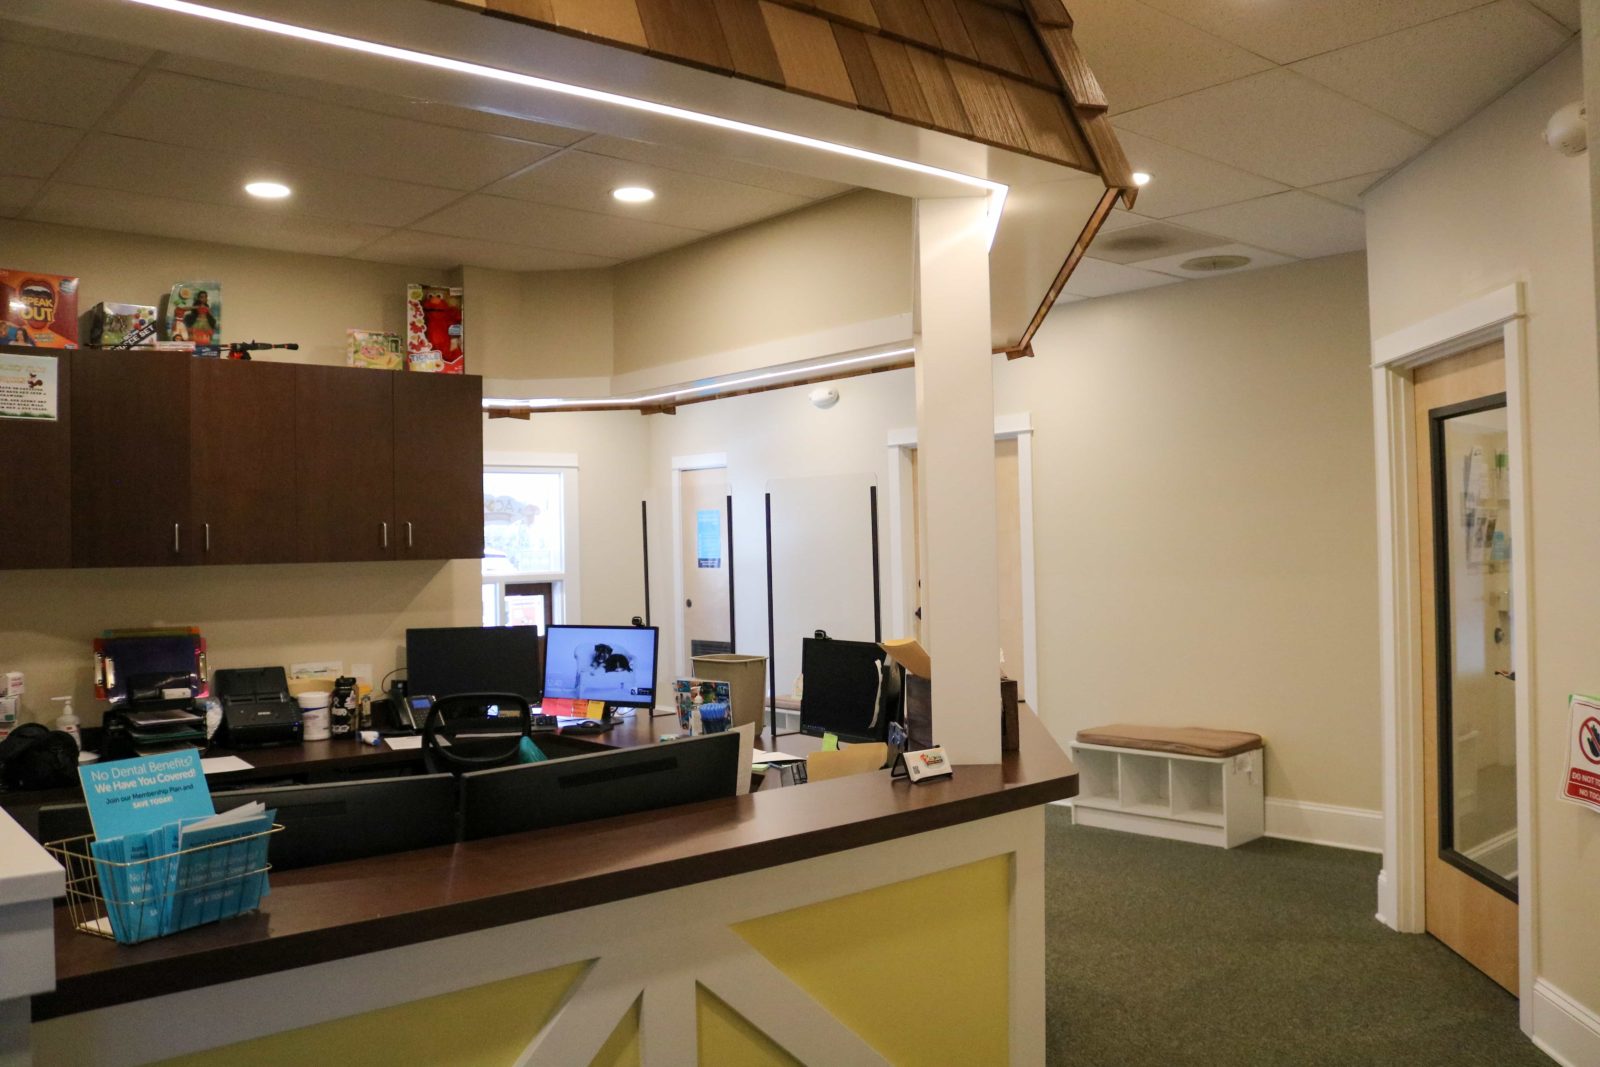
[1069,742,1264,848]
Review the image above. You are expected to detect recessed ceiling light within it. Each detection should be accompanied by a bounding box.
[244,180,292,199]
[612,186,655,203]
[1131,172,1152,187]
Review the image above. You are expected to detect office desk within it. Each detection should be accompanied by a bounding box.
[23,710,1074,1066]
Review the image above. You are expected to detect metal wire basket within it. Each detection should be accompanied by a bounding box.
[45,825,281,944]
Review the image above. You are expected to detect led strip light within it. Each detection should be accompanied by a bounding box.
[482,346,916,410]
[121,0,1009,242]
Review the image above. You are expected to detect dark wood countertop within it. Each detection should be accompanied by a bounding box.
[34,709,1076,1020]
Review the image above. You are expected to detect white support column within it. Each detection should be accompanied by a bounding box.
[914,197,1002,764]
[0,809,67,1067]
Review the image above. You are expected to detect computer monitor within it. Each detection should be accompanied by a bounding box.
[212,776,460,869]
[541,624,659,711]
[406,626,544,703]
[460,731,740,841]
[799,637,902,743]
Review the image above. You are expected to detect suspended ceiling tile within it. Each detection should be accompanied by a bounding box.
[351,230,621,272]
[1064,0,1273,114]
[0,17,158,65]
[1524,0,1581,30]
[1291,2,1572,137]
[27,182,390,258]
[1304,170,1389,209]
[56,133,465,229]
[1132,241,1297,279]
[1114,69,1430,188]
[1109,128,1288,217]
[578,134,853,200]
[1170,190,1367,259]
[488,150,813,232]
[0,117,83,180]
[1138,0,1489,64]
[0,176,42,218]
[155,53,592,148]
[1087,220,1230,264]
[0,42,141,129]
[103,72,559,192]
[412,194,708,260]
[1060,256,1182,298]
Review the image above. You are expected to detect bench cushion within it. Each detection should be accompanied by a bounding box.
[1076,724,1263,759]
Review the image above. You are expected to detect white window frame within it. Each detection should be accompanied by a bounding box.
[482,453,582,628]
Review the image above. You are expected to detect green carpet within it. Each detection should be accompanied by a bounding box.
[1045,808,1551,1066]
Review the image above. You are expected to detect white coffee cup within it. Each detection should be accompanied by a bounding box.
[297,690,331,741]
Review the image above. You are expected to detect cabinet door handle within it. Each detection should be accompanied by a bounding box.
[381,521,389,548]
[173,523,181,554]
[406,521,414,548]
[204,523,211,553]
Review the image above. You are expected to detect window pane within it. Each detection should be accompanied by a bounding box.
[483,471,563,575]
[482,582,497,627]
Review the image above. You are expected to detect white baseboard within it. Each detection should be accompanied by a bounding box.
[1263,798,1384,853]
[1532,979,1600,1067]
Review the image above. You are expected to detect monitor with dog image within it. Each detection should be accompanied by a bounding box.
[541,624,659,712]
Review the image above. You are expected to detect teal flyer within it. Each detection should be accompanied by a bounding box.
[78,751,213,840]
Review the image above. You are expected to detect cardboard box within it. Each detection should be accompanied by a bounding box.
[346,329,403,370]
[0,270,79,348]
[86,302,158,348]
[405,283,463,373]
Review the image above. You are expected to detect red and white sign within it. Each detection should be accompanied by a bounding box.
[1562,694,1600,813]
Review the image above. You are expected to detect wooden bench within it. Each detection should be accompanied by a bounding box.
[1069,724,1265,848]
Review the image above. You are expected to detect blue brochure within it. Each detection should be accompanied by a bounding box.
[78,751,213,841]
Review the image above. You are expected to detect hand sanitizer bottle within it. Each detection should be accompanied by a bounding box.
[52,696,81,750]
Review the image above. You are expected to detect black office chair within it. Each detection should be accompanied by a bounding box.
[421,692,533,775]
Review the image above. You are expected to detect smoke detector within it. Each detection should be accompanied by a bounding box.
[1179,254,1253,273]
[1544,101,1587,156]
[809,387,840,410]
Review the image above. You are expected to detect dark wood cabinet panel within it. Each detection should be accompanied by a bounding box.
[71,351,192,568]
[393,372,483,561]
[0,348,71,569]
[294,366,395,563]
[191,360,299,565]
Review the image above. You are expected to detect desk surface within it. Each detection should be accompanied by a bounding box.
[35,709,1075,1020]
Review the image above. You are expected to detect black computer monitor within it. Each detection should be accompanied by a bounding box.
[460,731,739,841]
[541,624,659,711]
[406,626,544,703]
[213,775,460,869]
[799,637,902,743]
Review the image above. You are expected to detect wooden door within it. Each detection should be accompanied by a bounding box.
[1413,341,1518,993]
[295,365,394,562]
[680,467,731,664]
[190,360,298,564]
[72,350,192,567]
[0,347,70,569]
[393,372,483,560]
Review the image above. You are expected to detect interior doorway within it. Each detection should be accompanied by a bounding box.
[1412,342,1518,993]
[677,464,733,675]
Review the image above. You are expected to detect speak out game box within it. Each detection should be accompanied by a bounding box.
[0,270,79,348]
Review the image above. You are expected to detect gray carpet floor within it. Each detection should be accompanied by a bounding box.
[1045,807,1552,1066]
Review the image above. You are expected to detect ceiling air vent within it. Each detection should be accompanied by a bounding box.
[1179,254,1252,272]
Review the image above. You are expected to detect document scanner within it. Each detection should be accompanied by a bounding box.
[214,667,303,748]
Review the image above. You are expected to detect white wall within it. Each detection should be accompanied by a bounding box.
[994,253,1381,812]
[1364,44,1600,1019]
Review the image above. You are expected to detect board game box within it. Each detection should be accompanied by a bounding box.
[346,329,404,370]
[86,302,159,348]
[0,270,79,348]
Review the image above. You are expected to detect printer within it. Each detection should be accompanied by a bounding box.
[213,667,303,748]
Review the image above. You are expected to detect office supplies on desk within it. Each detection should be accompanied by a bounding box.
[213,667,302,748]
[95,630,210,757]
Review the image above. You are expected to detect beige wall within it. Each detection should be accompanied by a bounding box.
[0,218,448,367]
[1364,44,1600,1015]
[995,253,1381,811]
[611,191,913,380]
[464,266,613,384]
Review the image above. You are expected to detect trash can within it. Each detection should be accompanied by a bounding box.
[691,653,767,733]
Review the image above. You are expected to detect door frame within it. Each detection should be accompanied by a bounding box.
[1371,283,1535,1025]
[670,452,729,677]
[884,413,1037,707]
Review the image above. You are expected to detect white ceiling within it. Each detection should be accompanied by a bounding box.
[1061,0,1578,299]
[0,19,852,271]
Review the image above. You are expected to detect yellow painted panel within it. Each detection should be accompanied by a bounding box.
[592,996,641,1067]
[732,855,1011,1065]
[156,961,588,1067]
[697,985,801,1067]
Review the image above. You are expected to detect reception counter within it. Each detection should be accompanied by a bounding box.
[15,710,1076,1066]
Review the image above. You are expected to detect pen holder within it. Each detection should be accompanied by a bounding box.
[698,702,730,734]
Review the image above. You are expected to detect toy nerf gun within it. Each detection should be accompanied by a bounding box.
[226,340,299,360]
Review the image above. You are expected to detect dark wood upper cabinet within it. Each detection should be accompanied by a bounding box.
[71,350,193,568]
[0,347,71,569]
[393,372,483,561]
[294,365,396,563]
[191,360,299,565]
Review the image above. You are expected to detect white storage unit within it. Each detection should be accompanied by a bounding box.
[1069,741,1264,848]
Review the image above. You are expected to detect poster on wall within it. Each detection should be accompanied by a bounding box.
[696,508,721,568]
[1562,693,1600,814]
[0,350,57,420]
